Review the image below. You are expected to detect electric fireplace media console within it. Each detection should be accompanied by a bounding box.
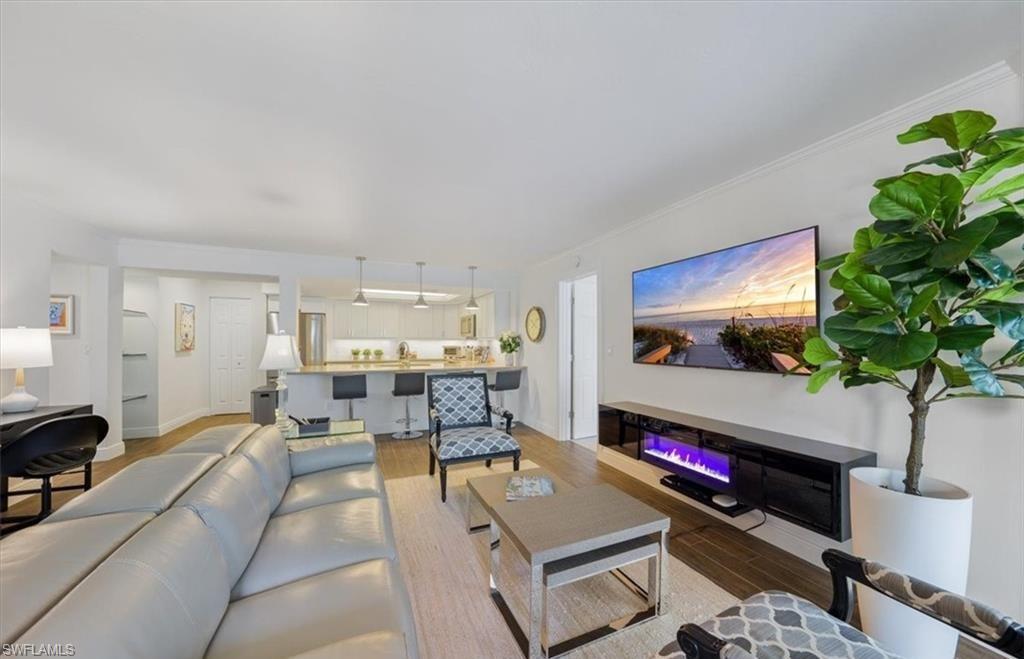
[598,401,876,541]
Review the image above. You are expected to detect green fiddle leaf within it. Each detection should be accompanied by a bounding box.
[921,110,997,150]
[872,219,917,235]
[919,174,964,225]
[974,128,1024,156]
[967,147,1024,189]
[975,302,1024,340]
[802,337,839,365]
[928,215,998,268]
[842,375,886,388]
[817,252,849,270]
[997,340,1024,364]
[861,241,932,267]
[926,300,951,328]
[996,373,1024,389]
[869,178,927,220]
[967,249,1014,287]
[832,293,850,311]
[938,271,971,298]
[867,331,937,369]
[837,252,868,279]
[859,360,897,378]
[896,121,938,145]
[824,311,899,351]
[843,274,896,310]
[855,311,899,328]
[904,151,965,172]
[960,353,1005,396]
[806,364,841,394]
[934,324,996,350]
[906,283,940,318]
[978,206,1024,249]
[976,173,1024,203]
[931,357,972,388]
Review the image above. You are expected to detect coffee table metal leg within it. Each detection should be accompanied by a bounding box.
[529,564,545,658]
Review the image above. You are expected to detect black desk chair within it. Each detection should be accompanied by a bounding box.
[0,414,107,535]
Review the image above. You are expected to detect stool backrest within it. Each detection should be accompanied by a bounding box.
[427,373,491,430]
[493,369,522,391]
[2,414,107,478]
[332,374,367,400]
[393,372,425,397]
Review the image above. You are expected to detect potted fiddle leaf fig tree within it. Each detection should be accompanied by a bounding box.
[801,109,1023,658]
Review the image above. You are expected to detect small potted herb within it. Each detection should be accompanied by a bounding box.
[373,349,384,360]
[362,348,372,360]
[351,348,361,361]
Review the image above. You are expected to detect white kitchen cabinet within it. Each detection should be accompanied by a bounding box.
[332,302,351,339]
[379,303,401,337]
[349,304,369,337]
[398,304,430,338]
[475,294,495,338]
[430,306,445,338]
[443,306,461,339]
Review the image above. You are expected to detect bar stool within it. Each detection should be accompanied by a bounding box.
[392,372,425,439]
[488,369,522,430]
[332,374,367,420]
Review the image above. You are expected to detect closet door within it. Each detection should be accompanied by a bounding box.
[210,297,254,414]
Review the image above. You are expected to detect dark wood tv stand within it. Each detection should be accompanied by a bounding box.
[598,401,876,541]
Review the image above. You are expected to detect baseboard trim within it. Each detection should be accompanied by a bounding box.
[520,416,558,440]
[122,426,159,440]
[95,440,125,462]
[158,408,210,437]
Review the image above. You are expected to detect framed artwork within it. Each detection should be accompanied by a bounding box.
[175,302,196,352]
[49,294,75,335]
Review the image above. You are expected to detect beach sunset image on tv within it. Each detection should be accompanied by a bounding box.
[632,227,818,374]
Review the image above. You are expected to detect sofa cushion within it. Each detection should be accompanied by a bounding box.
[174,455,271,584]
[273,463,385,517]
[17,508,230,659]
[0,512,153,644]
[207,559,417,659]
[237,426,291,509]
[287,432,376,477]
[43,453,220,523]
[232,497,396,599]
[286,631,408,659]
[166,423,260,457]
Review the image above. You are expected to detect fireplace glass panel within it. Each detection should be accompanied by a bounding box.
[642,431,732,491]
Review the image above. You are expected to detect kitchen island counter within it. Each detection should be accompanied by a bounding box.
[289,361,525,375]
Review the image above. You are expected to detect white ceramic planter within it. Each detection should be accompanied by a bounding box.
[849,467,973,659]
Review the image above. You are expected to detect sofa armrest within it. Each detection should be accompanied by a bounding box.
[288,433,376,477]
[823,549,1024,655]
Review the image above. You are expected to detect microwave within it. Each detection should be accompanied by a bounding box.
[459,314,477,338]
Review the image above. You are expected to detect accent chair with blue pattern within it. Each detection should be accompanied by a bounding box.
[427,373,521,502]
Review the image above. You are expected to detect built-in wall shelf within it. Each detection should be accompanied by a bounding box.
[122,352,147,357]
[122,393,148,403]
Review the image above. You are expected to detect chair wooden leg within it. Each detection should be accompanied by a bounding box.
[84,462,93,490]
[428,450,436,476]
[513,454,520,471]
[440,465,447,503]
[485,459,492,468]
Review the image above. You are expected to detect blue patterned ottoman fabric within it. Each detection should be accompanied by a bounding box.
[430,376,490,428]
[699,591,901,659]
[431,426,519,460]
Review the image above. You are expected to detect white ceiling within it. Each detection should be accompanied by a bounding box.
[2,2,1020,268]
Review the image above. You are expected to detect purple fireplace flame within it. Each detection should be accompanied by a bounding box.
[643,432,731,484]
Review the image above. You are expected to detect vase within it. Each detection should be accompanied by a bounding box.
[504,352,516,367]
[849,467,973,659]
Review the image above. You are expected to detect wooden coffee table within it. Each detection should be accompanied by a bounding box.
[467,472,670,659]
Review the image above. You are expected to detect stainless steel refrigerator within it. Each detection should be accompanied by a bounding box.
[298,312,326,366]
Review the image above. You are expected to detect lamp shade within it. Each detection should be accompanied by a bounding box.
[0,327,54,369]
[259,333,303,370]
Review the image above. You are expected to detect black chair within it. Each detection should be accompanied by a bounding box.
[487,369,521,430]
[427,373,521,502]
[392,372,425,440]
[672,548,1024,659]
[332,374,367,420]
[0,414,107,535]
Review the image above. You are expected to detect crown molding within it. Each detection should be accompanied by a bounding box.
[530,60,1020,269]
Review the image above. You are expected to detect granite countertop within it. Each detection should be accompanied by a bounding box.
[289,360,525,375]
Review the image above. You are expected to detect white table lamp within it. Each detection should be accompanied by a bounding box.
[259,332,302,430]
[1,327,54,413]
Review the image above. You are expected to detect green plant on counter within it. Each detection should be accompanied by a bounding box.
[362,348,372,358]
[499,331,522,354]
[373,349,384,359]
[351,348,361,360]
[799,109,1024,495]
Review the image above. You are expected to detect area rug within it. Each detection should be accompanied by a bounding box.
[385,460,738,659]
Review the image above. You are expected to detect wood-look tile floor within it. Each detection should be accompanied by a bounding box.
[2,415,995,658]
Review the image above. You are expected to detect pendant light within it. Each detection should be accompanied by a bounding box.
[413,262,429,309]
[352,256,369,306]
[465,265,480,310]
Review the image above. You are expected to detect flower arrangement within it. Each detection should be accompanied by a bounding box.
[499,331,522,354]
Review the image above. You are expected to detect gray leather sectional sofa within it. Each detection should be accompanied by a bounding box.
[0,424,419,659]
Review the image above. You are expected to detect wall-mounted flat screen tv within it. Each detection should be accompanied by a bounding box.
[632,226,819,374]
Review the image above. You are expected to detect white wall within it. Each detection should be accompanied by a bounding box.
[1,192,124,460]
[518,65,1024,618]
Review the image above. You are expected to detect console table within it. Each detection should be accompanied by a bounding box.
[598,401,876,541]
[0,404,93,511]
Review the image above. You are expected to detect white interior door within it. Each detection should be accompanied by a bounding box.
[210,297,254,414]
[571,275,598,439]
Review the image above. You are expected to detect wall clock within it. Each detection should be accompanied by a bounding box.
[525,306,546,342]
